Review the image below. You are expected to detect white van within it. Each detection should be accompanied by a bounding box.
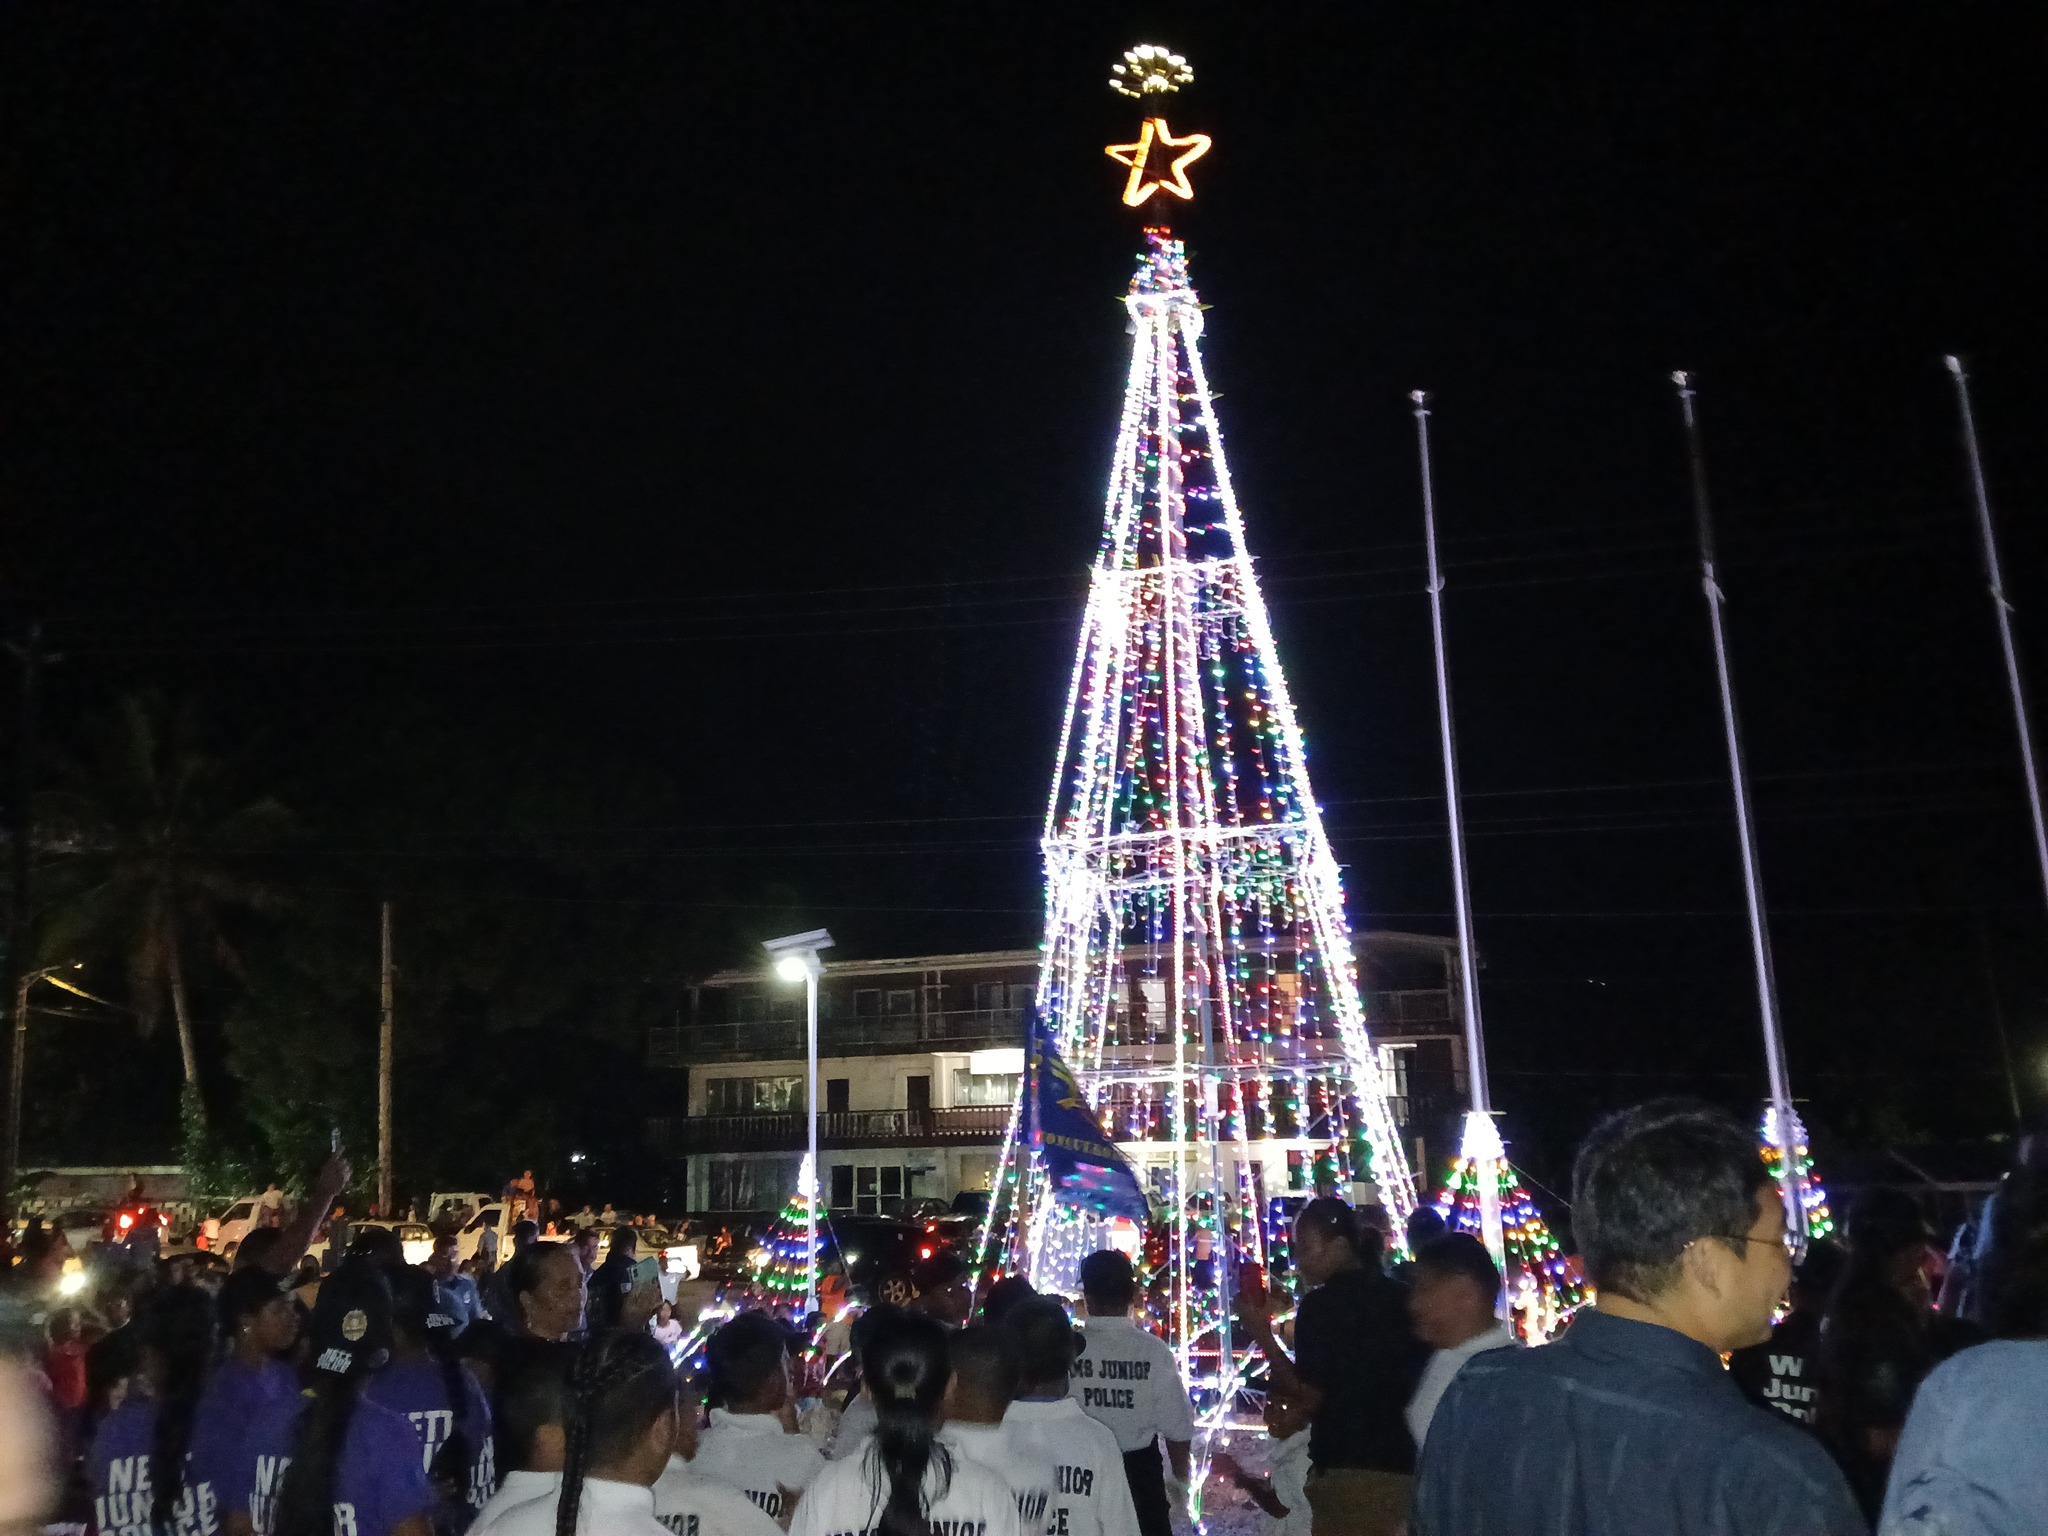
[204,1194,270,1257]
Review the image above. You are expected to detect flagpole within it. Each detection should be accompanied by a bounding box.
[1411,391,1505,1279]
[1944,356,2048,917]
[1670,371,1806,1243]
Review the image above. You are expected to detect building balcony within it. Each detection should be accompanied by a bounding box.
[649,1010,1026,1068]
[647,1104,1014,1155]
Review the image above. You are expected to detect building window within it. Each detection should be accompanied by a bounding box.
[952,1069,1020,1107]
[973,982,1035,1017]
[853,989,882,1019]
[732,989,766,1024]
[705,1075,805,1115]
[707,1156,799,1211]
[886,989,916,1017]
[769,996,798,1025]
[852,1165,906,1215]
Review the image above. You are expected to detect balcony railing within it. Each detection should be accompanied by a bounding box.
[650,1010,1025,1067]
[647,1104,1013,1154]
[648,989,1455,1069]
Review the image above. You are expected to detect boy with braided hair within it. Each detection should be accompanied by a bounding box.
[489,1332,675,1536]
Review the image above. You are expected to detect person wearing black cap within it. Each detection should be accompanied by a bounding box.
[223,1256,436,1536]
[365,1266,497,1530]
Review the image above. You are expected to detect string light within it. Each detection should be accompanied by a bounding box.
[1109,44,1194,99]
[1761,1105,1836,1242]
[987,225,1416,1427]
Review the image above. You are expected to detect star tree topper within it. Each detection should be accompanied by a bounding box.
[1104,44,1210,207]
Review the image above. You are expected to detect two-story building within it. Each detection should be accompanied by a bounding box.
[646,933,1470,1217]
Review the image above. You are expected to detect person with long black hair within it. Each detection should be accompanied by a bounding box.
[365,1265,498,1529]
[87,1284,218,1536]
[223,1256,434,1536]
[791,1311,1023,1536]
[487,1330,677,1536]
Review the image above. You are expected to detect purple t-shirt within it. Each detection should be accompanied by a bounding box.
[360,1357,497,1513]
[224,1390,434,1536]
[188,1359,297,1517]
[89,1399,220,1536]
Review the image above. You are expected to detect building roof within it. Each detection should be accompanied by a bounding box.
[698,948,1042,987]
[696,932,1460,988]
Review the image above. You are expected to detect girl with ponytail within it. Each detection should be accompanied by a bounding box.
[223,1256,435,1536]
[791,1313,1023,1536]
[366,1266,497,1531]
[484,1330,677,1536]
[86,1284,217,1536]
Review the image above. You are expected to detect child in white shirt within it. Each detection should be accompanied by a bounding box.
[692,1312,827,1523]
[489,1332,678,1536]
[652,1389,786,1536]
[937,1327,1057,1535]
[999,1298,1141,1536]
[792,1311,1022,1536]
[1207,1394,1311,1536]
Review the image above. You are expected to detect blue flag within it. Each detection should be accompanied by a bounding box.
[1025,1013,1150,1223]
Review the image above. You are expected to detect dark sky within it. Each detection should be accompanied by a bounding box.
[6,7,2047,1178]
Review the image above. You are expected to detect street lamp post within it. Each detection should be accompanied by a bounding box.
[4,962,84,1225]
[764,928,834,1315]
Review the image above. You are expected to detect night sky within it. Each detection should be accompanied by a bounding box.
[6,7,2046,1183]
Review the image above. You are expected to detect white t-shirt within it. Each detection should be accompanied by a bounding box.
[829,1393,878,1460]
[1262,1430,1311,1536]
[1001,1399,1141,1536]
[1403,1324,1517,1450]
[653,1456,788,1536]
[1069,1317,1195,1453]
[490,1475,670,1536]
[789,1442,1025,1536]
[939,1422,1057,1535]
[471,1470,561,1536]
[693,1409,827,1522]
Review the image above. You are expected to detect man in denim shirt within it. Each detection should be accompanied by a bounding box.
[1412,1100,1866,1536]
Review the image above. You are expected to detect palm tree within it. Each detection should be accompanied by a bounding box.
[35,694,289,1124]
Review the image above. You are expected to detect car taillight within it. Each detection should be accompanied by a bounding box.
[117,1213,134,1230]
[919,1245,933,1259]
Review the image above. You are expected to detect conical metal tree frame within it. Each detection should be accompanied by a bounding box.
[979,228,1415,1423]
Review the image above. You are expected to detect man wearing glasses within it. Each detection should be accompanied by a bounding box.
[1412,1100,1865,1536]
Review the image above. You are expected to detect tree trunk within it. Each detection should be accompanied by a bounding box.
[165,931,203,1108]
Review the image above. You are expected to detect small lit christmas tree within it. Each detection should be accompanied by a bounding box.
[1435,1115,1583,1342]
[755,1156,822,1311]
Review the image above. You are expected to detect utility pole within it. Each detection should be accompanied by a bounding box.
[1,623,46,1229]
[378,901,394,1217]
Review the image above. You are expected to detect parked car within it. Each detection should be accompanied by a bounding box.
[452,1203,519,1263]
[52,1209,113,1254]
[205,1195,269,1256]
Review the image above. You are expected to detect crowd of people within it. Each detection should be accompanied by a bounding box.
[0,1096,2041,1536]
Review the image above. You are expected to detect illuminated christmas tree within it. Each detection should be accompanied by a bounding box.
[754,1156,821,1312]
[1434,1116,1583,1341]
[983,47,1416,1412]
